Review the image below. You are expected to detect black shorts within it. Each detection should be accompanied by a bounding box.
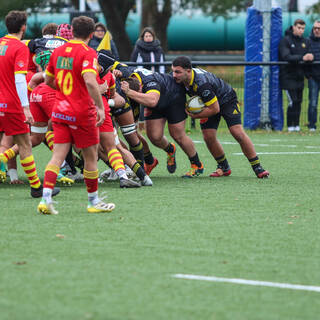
[200,98,241,130]
[144,93,187,124]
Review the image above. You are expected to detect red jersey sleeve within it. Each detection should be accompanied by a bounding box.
[81,49,98,76]
[14,44,29,74]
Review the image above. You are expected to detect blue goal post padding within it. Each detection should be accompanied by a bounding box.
[244,6,283,130]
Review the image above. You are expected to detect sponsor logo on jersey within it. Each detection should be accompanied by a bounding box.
[52,112,76,122]
[146,81,157,88]
[83,60,89,67]
[30,93,42,103]
[56,56,73,70]
[0,45,8,56]
[93,58,97,70]
[202,89,211,97]
[45,40,65,49]
[0,103,7,108]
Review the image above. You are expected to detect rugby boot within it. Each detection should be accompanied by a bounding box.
[167,144,177,174]
[210,164,231,177]
[0,169,6,183]
[182,162,204,178]
[37,199,58,215]
[31,185,60,198]
[87,201,115,213]
[56,172,74,186]
[141,175,153,186]
[144,157,159,176]
[119,177,141,188]
[254,165,269,179]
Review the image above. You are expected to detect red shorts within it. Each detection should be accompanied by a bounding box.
[0,112,30,136]
[30,102,51,123]
[52,121,99,149]
[99,112,113,133]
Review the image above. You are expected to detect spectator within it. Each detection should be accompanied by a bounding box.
[278,19,313,132]
[88,22,119,59]
[307,20,320,131]
[130,27,165,130]
[130,27,165,74]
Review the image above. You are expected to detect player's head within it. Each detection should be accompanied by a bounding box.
[97,49,116,76]
[5,11,27,37]
[292,19,305,37]
[124,78,141,92]
[42,23,58,36]
[35,50,52,71]
[171,56,192,84]
[71,16,95,42]
[56,23,73,40]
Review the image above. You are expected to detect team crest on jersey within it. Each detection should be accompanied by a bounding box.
[83,60,89,67]
[202,89,211,97]
[0,45,8,56]
[57,56,73,70]
[65,47,72,53]
[302,43,306,48]
[17,60,24,68]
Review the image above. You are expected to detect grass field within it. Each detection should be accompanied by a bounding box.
[1,129,320,320]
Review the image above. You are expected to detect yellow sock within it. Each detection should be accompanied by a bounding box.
[45,131,54,151]
[108,148,125,172]
[0,148,16,163]
[20,155,41,189]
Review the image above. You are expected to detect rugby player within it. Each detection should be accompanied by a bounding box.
[171,56,269,178]
[38,15,115,214]
[0,11,60,197]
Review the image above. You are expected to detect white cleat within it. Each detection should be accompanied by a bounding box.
[141,175,153,186]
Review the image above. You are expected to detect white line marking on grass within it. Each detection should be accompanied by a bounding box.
[172,274,320,293]
[233,152,320,155]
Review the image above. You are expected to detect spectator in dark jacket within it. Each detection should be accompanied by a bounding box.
[130,27,166,130]
[130,27,165,74]
[307,20,320,131]
[278,19,314,132]
[88,22,119,60]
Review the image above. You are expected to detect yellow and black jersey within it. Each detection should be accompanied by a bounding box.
[187,68,236,106]
[130,68,186,111]
[27,35,68,55]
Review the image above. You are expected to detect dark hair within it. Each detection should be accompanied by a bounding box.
[140,27,156,41]
[172,56,192,69]
[294,19,305,26]
[124,78,140,92]
[95,22,106,32]
[71,16,95,39]
[5,11,27,34]
[42,23,58,36]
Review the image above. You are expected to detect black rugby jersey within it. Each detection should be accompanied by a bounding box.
[27,35,68,54]
[187,68,236,106]
[130,68,186,110]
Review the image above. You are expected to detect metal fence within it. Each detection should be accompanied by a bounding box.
[124,61,318,131]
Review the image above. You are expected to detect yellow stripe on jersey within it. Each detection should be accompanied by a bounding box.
[81,69,97,75]
[131,72,142,85]
[189,69,195,86]
[45,69,54,77]
[109,83,116,89]
[204,96,217,106]
[146,89,160,95]
[14,71,27,74]
[110,61,120,71]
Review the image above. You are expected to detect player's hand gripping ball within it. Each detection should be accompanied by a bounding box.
[186,96,205,114]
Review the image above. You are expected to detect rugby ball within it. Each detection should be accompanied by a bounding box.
[186,96,205,114]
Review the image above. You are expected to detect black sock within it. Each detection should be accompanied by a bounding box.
[215,154,229,170]
[189,153,202,167]
[249,156,260,171]
[144,151,155,165]
[66,148,77,174]
[130,141,144,166]
[164,143,174,154]
[132,162,146,181]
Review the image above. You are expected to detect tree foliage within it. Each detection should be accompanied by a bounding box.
[179,0,251,20]
[0,0,45,18]
[306,1,320,21]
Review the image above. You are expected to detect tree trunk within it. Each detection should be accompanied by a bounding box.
[97,0,135,60]
[141,0,172,52]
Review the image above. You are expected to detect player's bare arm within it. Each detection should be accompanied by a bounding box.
[121,80,159,107]
[45,73,56,90]
[188,99,220,119]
